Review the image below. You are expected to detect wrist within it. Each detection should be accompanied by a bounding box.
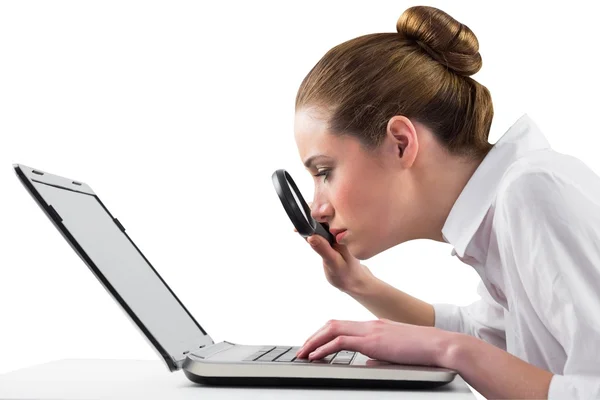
[343,265,377,297]
[433,330,469,370]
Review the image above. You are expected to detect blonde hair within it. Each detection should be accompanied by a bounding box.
[296,6,494,160]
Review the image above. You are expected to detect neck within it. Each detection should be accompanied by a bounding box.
[412,151,486,243]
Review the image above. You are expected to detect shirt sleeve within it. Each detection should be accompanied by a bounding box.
[433,280,507,351]
[498,169,600,399]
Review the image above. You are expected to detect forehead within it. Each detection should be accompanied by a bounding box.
[294,108,341,159]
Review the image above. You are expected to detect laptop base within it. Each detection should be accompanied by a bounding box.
[184,370,454,389]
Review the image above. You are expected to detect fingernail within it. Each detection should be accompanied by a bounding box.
[308,236,318,246]
[309,351,316,358]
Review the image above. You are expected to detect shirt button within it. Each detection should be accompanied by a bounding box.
[451,249,457,256]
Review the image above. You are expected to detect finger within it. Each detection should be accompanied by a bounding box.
[308,335,366,360]
[332,242,355,263]
[307,234,342,263]
[296,323,330,356]
[296,320,369,359]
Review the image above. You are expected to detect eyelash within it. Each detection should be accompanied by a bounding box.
[314,169,330,181]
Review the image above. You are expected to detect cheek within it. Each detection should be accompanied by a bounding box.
[349,177,395,236]
[329,181,352,214]
[332,178,378,223]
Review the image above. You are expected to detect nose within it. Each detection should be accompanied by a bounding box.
[310,198,333,224]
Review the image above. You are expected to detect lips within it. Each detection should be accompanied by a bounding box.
[329,228,347,243]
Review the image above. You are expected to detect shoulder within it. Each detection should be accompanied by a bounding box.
[490,151,600,273]
[491,152,600,290]
[494,150,600,223]
[491,152,600,330]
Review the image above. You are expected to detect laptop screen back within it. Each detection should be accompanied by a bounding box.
[28,177,211,365]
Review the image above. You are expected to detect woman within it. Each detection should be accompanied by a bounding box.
[292,6,600,400]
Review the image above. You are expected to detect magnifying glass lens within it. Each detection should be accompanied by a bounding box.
[271,169,334,245]
[287,178,309,222]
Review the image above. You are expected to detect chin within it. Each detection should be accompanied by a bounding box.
[347,237,393,260]
[347,243,379,261]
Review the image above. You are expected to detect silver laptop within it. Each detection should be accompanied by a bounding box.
[13,163,457,389]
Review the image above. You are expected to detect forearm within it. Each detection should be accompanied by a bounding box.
[438,331,554,399]
[346,271,435,327]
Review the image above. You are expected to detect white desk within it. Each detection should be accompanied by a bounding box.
[0,359,477,399]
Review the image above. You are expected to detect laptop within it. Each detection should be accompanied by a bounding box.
[13,163,458,389]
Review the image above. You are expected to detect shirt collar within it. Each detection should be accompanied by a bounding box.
[441,114,551,258]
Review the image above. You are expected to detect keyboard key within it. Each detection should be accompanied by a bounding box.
[292,357,310,363]
[331,358,352,365]
[243,351,265,362]
[247,346,351,364]
[310,353,337,364]
[257,353,283,362]
[256,347,291,362]
[243,346,276,361]
[331,352,355,365]
[275,348,300,362]
[275,352,296,362]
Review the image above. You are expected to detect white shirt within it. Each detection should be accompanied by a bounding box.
[434,114,600,399]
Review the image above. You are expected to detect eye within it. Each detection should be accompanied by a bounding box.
[314,169,330,182]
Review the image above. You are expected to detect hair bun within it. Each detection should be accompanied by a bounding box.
[396,6,482,76]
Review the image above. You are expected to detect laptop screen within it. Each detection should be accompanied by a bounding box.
[29,178,211,364]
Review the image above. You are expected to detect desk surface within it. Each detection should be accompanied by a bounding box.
[0,359,476,399]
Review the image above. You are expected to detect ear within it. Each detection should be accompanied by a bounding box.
[385,115,418,168]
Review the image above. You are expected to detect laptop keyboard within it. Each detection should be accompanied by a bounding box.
[243,346,356,365]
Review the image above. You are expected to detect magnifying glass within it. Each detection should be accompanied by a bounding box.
[271,169,334,245]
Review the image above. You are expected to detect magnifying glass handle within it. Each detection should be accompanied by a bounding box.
[313,222,335,245]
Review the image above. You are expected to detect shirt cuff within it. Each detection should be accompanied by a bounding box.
[432,303,462,333]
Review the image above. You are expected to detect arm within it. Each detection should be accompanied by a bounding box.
[348,267,507,353]
[493,171,600,399]
[437,169,600,399]
[307,229,503,336]
[346,271,435,327]
[440,331,553,400]
[306,234,436,327]
[432,280,507,350]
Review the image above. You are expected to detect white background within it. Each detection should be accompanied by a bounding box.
[1,1,599,398]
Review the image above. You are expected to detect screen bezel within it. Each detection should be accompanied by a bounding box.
[13,164,214,371]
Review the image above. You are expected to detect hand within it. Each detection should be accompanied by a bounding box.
[295,319,448,367]
[293,204,373,293]
[307,234,374,293]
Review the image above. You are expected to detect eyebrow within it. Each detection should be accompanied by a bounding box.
[303,154,333,169]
